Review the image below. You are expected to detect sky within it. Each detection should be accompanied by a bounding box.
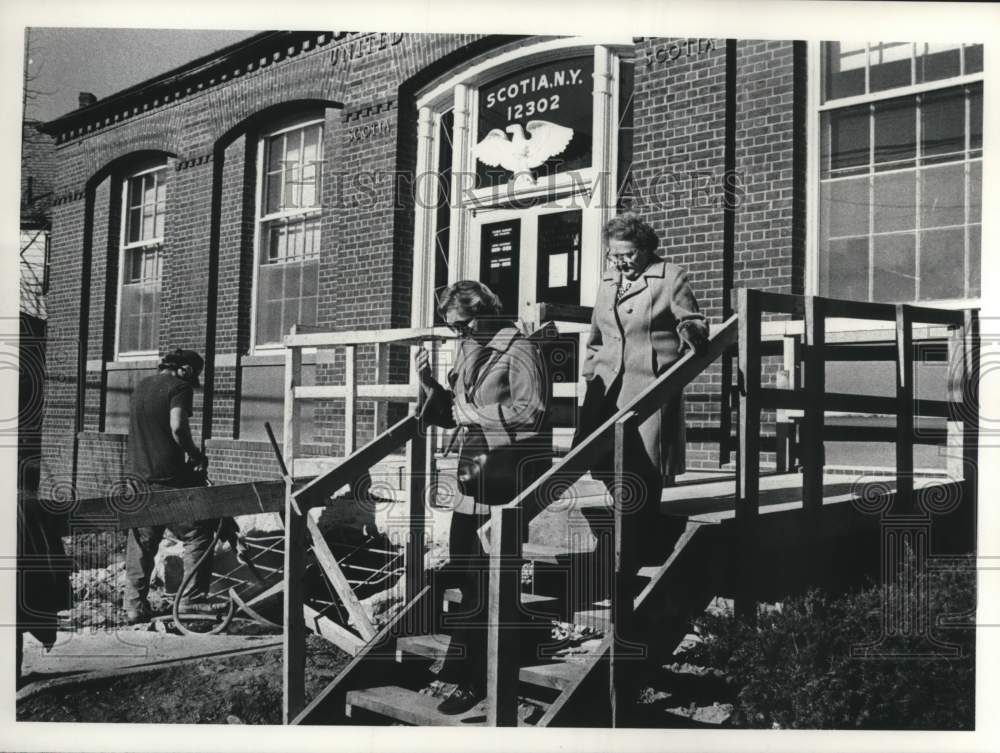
[24,28,260,123]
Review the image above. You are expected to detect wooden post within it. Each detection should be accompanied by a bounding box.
[282,331,306,724]
[344,344,357,455]
[735,289,761,623]
[800,296,826,587]
[962,311,980,513]
[946,325,965,482]
[405,342,429,606]
[485,505,522,727]
[610,411,641,727]
[895,306,914,514]
[776,334,801,473]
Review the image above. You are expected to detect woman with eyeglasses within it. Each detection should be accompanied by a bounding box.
[414,279,551,716]
[575,212,709,564]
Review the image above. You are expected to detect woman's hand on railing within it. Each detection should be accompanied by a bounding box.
[414,347,436,389]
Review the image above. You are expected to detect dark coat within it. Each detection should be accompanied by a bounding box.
[579,258,708,477]
[422,325,552,513]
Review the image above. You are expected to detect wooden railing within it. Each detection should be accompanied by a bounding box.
[276,290,978,725]
[733,289,978,620]
[280,324,450,723]
[479,314,741,725]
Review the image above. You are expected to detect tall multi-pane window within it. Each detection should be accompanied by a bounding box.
[118,165,166,355]
[254,118,323,346]
[819,42,983,302]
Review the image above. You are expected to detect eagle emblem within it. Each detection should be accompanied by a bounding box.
[474,120,574,187]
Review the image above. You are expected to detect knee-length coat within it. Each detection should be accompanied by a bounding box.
[579,258,708,477]
[421,325,552,515]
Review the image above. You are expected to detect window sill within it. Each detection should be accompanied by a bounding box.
[241,350,319,367]
[106,357,159,371]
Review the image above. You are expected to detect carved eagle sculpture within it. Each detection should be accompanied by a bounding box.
[474,120,574,186]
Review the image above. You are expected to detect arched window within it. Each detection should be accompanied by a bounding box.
[410,39,635,331]
[251,112,324,347]
[117,160,168,357]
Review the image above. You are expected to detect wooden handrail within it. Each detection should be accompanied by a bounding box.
[292,414,421,509]
[478,314,738,726]
[479,313,740,533]
[283,325,453,349]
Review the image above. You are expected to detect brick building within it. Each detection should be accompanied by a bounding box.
[35,32,983,499]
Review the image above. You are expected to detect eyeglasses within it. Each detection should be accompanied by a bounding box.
[606,249,641,264]
[446,318,476,336]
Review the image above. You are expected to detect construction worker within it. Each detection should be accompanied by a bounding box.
[123,348,220,624]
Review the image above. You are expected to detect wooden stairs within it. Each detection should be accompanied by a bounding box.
[294,508,721,727]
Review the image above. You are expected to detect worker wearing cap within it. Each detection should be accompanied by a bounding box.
[123,348,219,624]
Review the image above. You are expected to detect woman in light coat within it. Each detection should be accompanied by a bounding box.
[416,280,551,715]
[575,212,709,561]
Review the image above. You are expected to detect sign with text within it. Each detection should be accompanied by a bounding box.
[475,56,593,187]
[479,219,521,316]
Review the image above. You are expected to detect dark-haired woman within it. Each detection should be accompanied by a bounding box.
[415,280,551,715]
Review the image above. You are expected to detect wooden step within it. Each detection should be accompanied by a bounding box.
[346,685,486,725]
[395,634,584,691]
[345,685,547,726]
[442,588,559,614]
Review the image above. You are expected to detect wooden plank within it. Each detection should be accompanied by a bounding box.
[284,338,302,466]
[962,311,980,509]
[283,336,306,724]
[801,296,825,594]
[536,634,612,727]
[344,344,357,455]
[405,408,429,605]
[285,326,453,349]
[282,479,307,724]
[610,411,641,726]
[898,304,965,327]
[292,585,431,725]
[735,289,762,623]
[480,314,741,541]
[303,603,366,656]
[70,479,285,530]
[294,385,347,400]
[820,296,897,321]
[346,685,486,726]
[293,415,419,509]
[357,384,419,399]
[485,505,522,727]
[750,289,806,316]
[758,388,955,418]
[821,343,897,362]
[895,306,915,514]
[537,301,594,324]
[395,634,581,691]
[305,514,376,640]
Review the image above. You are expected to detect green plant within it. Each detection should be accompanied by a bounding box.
[686,553,975,729]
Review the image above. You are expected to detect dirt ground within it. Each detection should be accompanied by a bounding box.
[17,634,348,725]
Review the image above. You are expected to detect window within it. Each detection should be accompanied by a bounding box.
[818,42,983,302]
[411,40,631,329]
[118,165,166,355]
[253,118,323,346]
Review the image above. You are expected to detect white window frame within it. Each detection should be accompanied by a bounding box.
[115,163,168,361]
[249,115,325,353]
[807,41,984,307]
[410,36,634,328]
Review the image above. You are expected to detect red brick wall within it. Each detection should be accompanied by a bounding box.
[40,32,808,490]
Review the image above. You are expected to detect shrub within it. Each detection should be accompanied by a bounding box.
[686,553,975,729]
